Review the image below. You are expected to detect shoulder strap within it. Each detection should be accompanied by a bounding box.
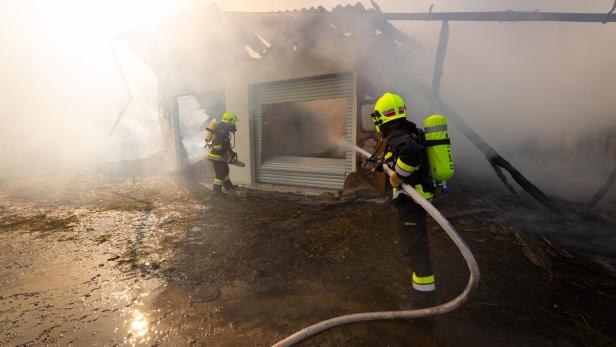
[414,127,425,144]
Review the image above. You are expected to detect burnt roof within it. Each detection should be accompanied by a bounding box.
[120,2,414,95]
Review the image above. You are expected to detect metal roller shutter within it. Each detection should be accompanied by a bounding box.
[253,72,355,189]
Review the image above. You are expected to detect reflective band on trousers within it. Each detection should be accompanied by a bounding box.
[395,165,410,177]
[213,178,222,185]
[412,273,436,292]
[413,273,435,284]
[396,158,417,172]
[395,158,417,177]
[424,124,448,134]
[413,282,436,292]
[208,153,224,161]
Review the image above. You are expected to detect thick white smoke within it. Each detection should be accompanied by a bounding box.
[0,0,197,178]
[1,0,614,206]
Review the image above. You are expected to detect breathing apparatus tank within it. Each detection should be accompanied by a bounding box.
[204,118,217,143]
[423,115,454,187]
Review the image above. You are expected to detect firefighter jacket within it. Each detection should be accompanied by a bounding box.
[208,122,235,161]
[384,121,435,200]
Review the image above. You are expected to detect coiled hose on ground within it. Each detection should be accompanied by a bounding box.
[271,157,480,347]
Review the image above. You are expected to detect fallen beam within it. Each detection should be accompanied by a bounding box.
[491,162,519,197]
[489,155,559,214]
[588,167,616,208]
[407,75,561,215]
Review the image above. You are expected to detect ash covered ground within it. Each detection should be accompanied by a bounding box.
[0,173,615,346]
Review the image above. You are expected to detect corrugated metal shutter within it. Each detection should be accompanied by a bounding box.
[253,72,355,189]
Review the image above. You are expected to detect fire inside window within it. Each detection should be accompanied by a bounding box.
[261,98,347,162]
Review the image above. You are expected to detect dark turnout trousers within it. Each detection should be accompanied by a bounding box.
[211,160,231,189]
[395,194,436,308]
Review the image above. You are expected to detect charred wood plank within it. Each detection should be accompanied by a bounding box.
[491,162,518,197]
[489,155,560,214]
[513,231,553,274]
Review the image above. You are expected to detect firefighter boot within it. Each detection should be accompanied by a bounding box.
[223,180,237,191]
[409,290,436,309]
[400,289,436,310]
[212,184,223,195]
[403,290,436,332]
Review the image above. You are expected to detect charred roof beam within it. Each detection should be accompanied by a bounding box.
[226,11,616,23]
[381,11,616,23]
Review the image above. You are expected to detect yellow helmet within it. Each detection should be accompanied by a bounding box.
[371,93,407,133]
[221,112,238,126]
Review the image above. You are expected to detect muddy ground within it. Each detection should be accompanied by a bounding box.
[0,173,615,347]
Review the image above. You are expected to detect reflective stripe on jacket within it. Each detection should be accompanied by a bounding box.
[386,125,434,200]
[208,122,234,161]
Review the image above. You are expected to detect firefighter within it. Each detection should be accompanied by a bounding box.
[371,92,437,309]
[207,112,239,193]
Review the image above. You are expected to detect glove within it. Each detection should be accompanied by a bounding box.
[374,158,384,172]
[225,151,238,163]
[389,172,403,188]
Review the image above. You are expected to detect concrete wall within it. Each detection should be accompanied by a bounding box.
[223,52,356,185]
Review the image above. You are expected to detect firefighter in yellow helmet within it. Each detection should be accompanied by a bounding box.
[371,92,437,309]
[206,112,239,193]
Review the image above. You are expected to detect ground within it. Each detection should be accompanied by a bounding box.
[0,173,615,347]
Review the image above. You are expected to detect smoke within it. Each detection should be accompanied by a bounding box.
[298,0,616,205]
[0,0,197,179]
[284,0,615,204]
[1,0,615,206]
[387,1,616,203]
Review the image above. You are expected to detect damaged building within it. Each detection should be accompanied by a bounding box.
[1,2,616,346]
[107,2,616,212]
[117,3,430,190]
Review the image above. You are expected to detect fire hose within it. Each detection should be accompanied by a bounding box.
[271,154,480,347]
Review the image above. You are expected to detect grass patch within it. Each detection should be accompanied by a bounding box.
[304,217,366,264]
